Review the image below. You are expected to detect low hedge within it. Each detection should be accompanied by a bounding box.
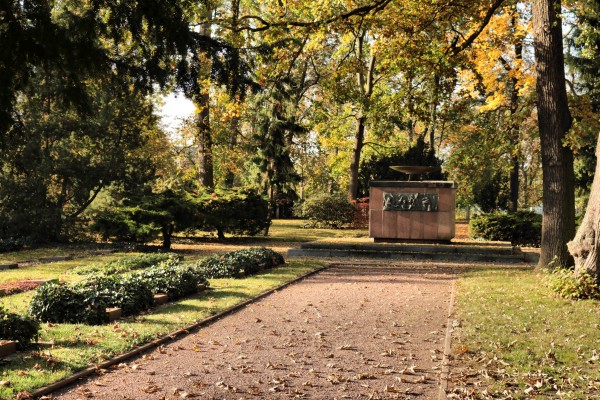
[469,210,542,247]
[0,306,40,349]
[135,263,206,301]
[197,247,285,279]
[72,253,181,275]
[28,261,209,324]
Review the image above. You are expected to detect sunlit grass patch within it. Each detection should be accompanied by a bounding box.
[451,266,600,399]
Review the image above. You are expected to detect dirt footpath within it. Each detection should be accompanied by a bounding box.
[54,263,456,399]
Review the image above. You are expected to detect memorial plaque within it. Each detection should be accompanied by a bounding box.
[383,192,438,212]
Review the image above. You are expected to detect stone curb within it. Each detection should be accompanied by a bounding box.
[438,274,458,400]
[28,264,330,399]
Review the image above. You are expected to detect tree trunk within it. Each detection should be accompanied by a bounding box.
[507,30,523,213]
[532,0,576,269]
[509,156,519,212]
[196,13,214,189]
[348,117,366,199]
[196,93,214,188]
[347,31,375,200]
[161,224,173,250]
[568,133,600,285]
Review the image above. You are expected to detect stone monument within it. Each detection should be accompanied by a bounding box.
[369,166,457,242]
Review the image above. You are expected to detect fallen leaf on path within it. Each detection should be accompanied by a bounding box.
[143,384,161,393]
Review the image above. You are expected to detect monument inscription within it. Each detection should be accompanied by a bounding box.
[383,192,438,212]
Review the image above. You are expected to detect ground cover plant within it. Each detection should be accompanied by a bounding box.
[450,266,600,399]
[0,306,39,349]
[28,261,209,324]
[197,247,285,278]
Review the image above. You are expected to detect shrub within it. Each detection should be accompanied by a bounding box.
[469,210,542,247]
[197,247,285,279]
[72,253,181,275]
[297,193,356,228]
[135,262,206,300]
[195,188,270,239]
[548,269,600,300]
[90,190,198,250]
[28,282,109,324]
[0,306,40,349]
[75,275,154,317]
[0,237,25,253]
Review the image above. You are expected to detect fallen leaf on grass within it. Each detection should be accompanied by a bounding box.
[0,381,10,387]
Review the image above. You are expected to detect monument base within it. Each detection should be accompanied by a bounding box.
[373,238,451,244]
[369,180,457,242]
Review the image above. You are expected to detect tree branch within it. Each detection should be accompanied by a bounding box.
[214,0,392,32]
[449,0,506,55]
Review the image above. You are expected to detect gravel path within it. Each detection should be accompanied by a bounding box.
[53,263,455,399]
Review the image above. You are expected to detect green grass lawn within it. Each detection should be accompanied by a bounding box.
[452,266,600,399]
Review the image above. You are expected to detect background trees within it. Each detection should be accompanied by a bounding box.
[1,0,599,274]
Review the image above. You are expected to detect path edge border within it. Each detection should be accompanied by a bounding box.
[438,273,457,400]
[29,263,331,399]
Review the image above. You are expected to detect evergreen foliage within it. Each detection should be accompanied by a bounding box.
[194,188,270,240]
[195,247,285,279]
[297,193,356,229]
[28,261,209,324]
[0,306,40,349]
[91,190,197,250]
[357,137,444,198]
[469,211,542,247]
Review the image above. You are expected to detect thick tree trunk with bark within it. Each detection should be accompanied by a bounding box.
[568,134,600,285]
[348,117,366,199]
[347,32,375,199]
[507,32,523,213]
[532,0,576,269]
[195,14,214,189]
[196,94,214,188]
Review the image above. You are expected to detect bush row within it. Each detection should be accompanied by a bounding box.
[469,210,542,247]
[0,306,39,349]
[71,253,181,275]
[195,247,285,279]
[28,261,209,324]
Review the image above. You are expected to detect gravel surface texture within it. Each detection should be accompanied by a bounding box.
[53,262,455,399]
